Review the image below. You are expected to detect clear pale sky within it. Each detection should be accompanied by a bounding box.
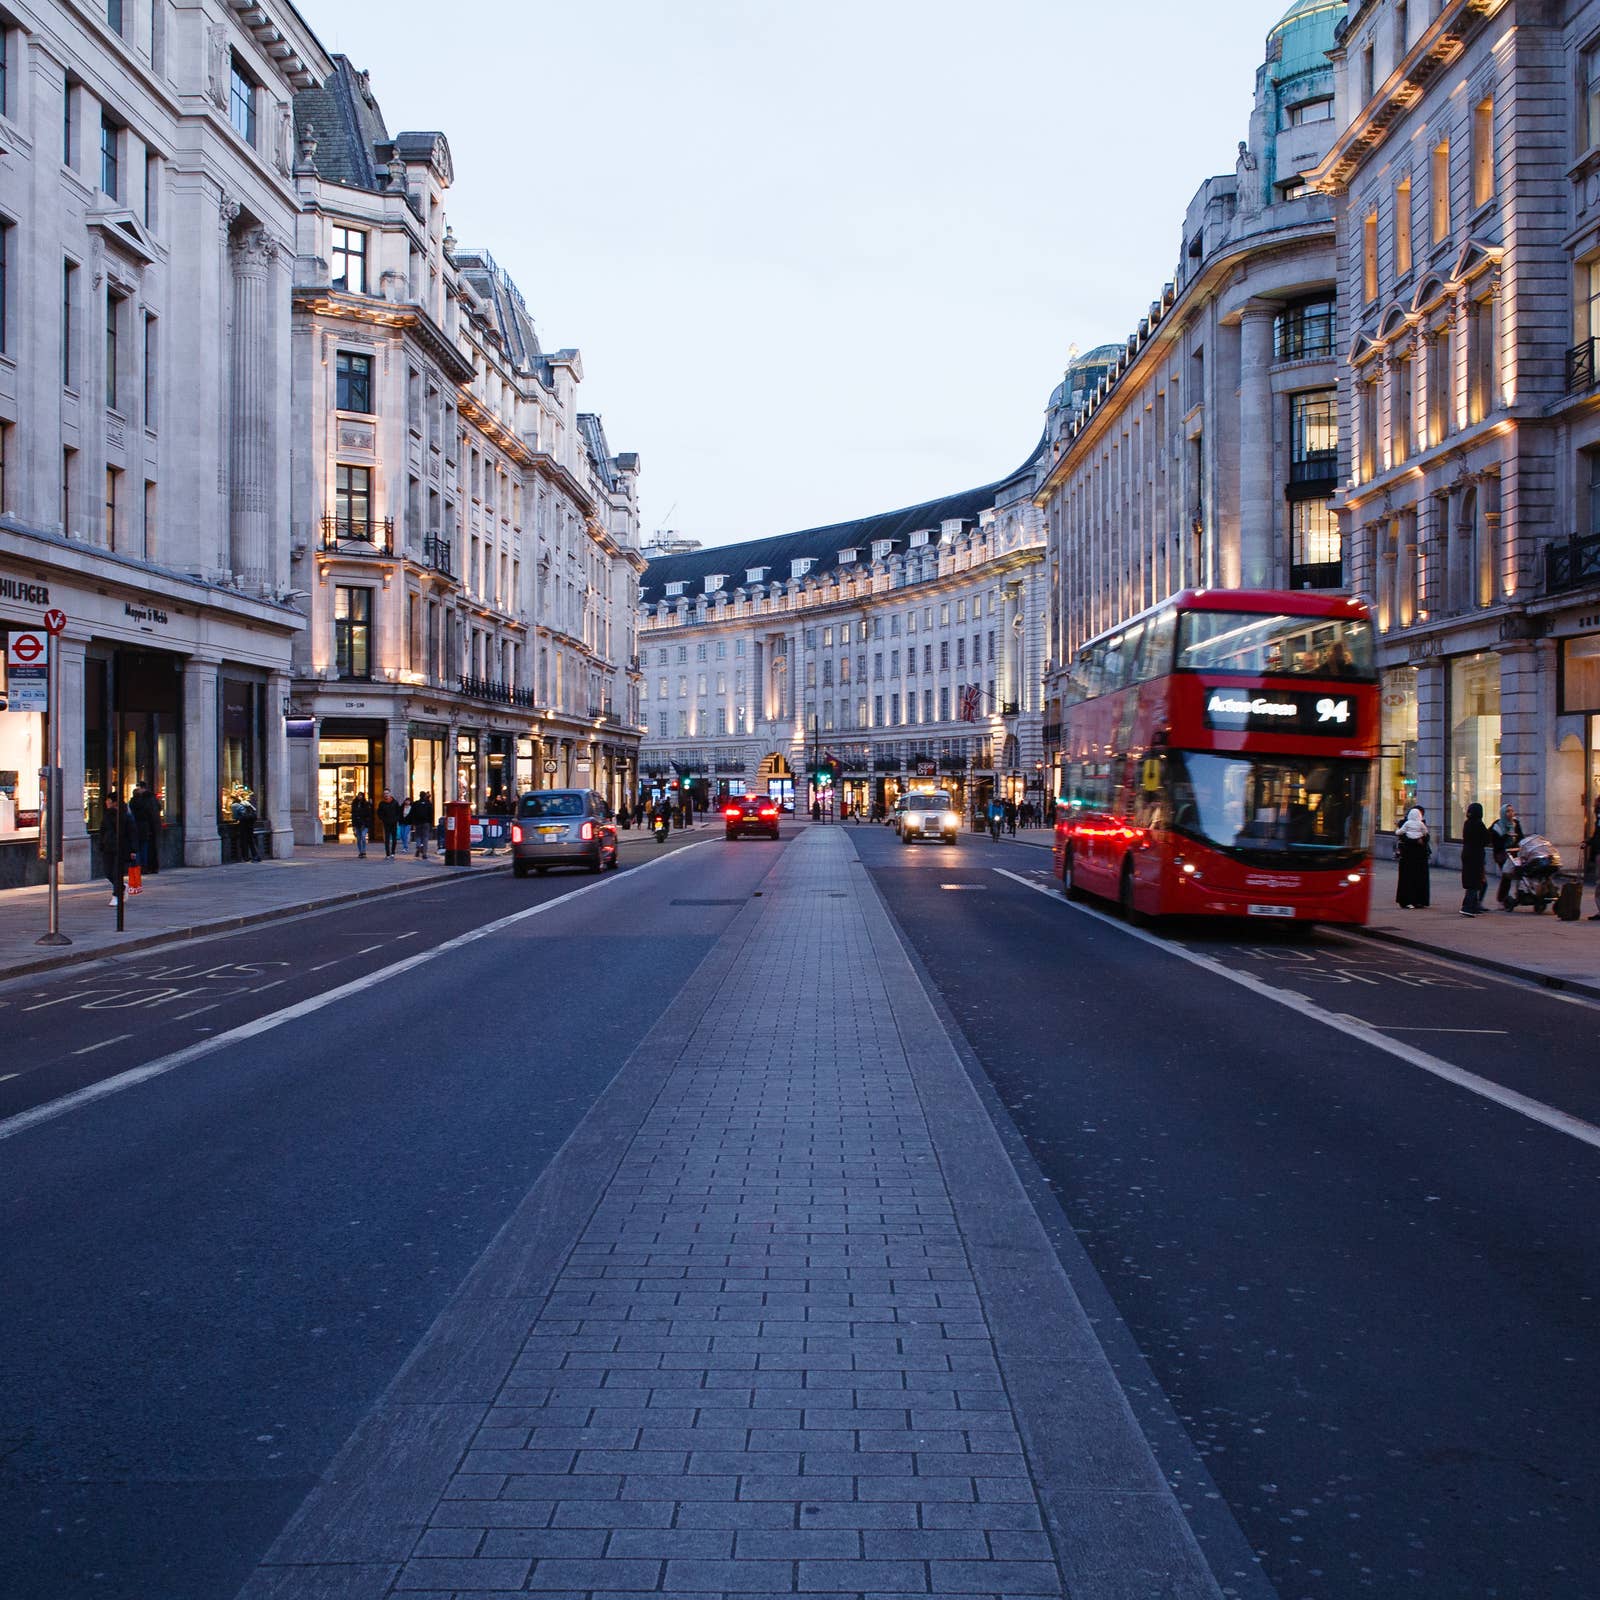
[302,1,1287,548]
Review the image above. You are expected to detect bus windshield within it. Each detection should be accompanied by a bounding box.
[1167,752,1372,866]
[1176,611,1375,679]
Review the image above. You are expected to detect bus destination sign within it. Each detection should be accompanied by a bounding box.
[1203,688,1358,737]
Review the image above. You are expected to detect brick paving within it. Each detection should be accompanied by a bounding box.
[242,826,1221,1599]
[388,829,1062,1598]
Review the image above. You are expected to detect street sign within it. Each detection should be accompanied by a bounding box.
[43,609,67,635]
[4,631,48,713]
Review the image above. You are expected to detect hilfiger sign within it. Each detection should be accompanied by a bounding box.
[0,577,51,606]
[1203,688,1358,737]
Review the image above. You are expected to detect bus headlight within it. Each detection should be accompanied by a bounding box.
[1346,873,1363,884]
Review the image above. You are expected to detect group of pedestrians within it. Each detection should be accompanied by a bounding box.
[349,791,435,859]
[1394,801,1530,915]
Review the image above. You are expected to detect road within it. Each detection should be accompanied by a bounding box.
[854,823,1600,1600]
[2,820,1596,1600]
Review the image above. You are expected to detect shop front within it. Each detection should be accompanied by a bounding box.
[516,735,538,796]
[85,646,185,872]
[486,732,515,813]
[1379,665,1419,832]
[1447,651,1501,838]
[409,723,447,808]
[456,731,480,810]
[318,721,385,843]
[1559,634,1600,854]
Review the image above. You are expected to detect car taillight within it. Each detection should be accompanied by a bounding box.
[725,807,741,818]
[759,807,777,818]
[511,824,523,844]
[580,820,595,841]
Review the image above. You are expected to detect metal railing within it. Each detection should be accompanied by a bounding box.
[1568,339,1598,393]
[458,674,535,707]
[1545,531,1600,595]
[1288,455,1338,488]
[321,516,394,554]
[422,533,453,576]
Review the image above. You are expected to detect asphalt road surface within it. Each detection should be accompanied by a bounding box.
[855,822,1600,1600]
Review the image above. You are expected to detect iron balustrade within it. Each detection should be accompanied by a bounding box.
[422,533,453,576]
[457,674,535,707]
[1568,340,1598,393]
[321,516,394,554]
[1545,532,1600,594]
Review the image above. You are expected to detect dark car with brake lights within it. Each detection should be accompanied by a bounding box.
[511,789,619,876]
[724,793,781,840]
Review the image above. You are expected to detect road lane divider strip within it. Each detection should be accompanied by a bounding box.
[991,867,1600,1155]
[0,840,716,1145]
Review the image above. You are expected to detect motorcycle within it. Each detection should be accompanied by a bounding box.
[652,812,670,844]
[1501,834,1563,912]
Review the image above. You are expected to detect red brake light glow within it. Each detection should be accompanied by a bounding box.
[725,806,741,817]
[511,824,523,843]
[580,820,595,841]
[759,806,777,818]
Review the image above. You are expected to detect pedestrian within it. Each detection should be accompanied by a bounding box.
[1460,801,1490,916]
[411,790,435,858]
[229,788,260,861]
[130,780,161,873]
[397,794,413,855]
[376,789,401,859]
[811,798,822,822]
[99,796,135,905]
[350,790,373,858]
[1489,803,1524,910]
[1394,806,1431,908]
[1004,799,1017,836]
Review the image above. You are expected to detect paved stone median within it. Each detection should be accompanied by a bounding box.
[242,827,1220,1599]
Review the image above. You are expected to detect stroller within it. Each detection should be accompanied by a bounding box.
[1501,835,1563,912]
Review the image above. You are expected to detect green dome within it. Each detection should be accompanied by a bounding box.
[1267,0,1346,82]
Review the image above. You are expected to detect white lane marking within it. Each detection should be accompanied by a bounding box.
[174,1004,218,1020]
[251,979,288,994]
[356,945,384,955]
[0,840,716,1144]
[393,932,418,941]
[0,1072,18,1082]
[992,867,1600,1154]
[308,959,343,972]
[1381,1026,1509,1035]
[21,993,87,1013]
[72,1032,133,1057]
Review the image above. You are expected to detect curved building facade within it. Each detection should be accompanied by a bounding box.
[636,457,1047,821]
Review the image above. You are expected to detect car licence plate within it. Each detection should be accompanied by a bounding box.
[537,825,562,836]
[1247,903,1295,918]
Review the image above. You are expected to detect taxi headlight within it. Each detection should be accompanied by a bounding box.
[942,812,958,829]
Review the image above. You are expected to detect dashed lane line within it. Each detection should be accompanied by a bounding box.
[0,841,717,1145]
[71,1032,133,1057]
[991,866,1600,1156]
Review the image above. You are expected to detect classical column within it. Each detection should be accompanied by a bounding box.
[228,226,276,591]
[1414,658,1446,842]
[182,656,223,867]
[1237,300,1277,589]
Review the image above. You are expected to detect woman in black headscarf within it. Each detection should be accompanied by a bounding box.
[1395,806,1431,909]
[1460,801,1490,916]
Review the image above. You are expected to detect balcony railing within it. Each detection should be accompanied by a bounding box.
[321,516,394,555]
[1546,531,1600,595]
[1568,339,1598,393]
[1042,721,1062,749]
[422,533,453,576]
[458,674,535,707]
[1288,454,1339,489]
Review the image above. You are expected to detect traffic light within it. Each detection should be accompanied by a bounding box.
[813,765,833,789]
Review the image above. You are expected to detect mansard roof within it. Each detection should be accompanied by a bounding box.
[453,248,548,380]
[638,479,1008,607]
[293,56,390,190]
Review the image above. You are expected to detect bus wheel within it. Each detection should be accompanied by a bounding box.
[1062,848,1085,902]
[1119,859,1143,925]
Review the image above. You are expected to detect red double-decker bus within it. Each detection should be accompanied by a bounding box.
[1051,590,1379,925]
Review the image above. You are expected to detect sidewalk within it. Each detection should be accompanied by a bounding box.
[980,828,1600,997]
[0,824,712,984]
[237,826,1223,1600]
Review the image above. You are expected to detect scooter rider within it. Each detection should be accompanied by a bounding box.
[652,794,671,842]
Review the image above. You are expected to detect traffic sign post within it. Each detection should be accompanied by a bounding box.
[18,620,72,947]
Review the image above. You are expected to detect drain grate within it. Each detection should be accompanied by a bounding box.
[670,898,747,907]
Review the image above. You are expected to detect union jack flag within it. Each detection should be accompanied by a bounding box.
[958,685,981,722]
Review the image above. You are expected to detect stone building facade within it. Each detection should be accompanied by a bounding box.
[1313,0,1594,856]
[283,57,644,842]
[1037,0,1348,798]
[636,460,1048,823]
[0,0,328,887]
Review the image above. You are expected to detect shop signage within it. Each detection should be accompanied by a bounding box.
[542,759,558,773]
[4,631,49,713]
[914,759,937,776]
[1202,689,1358,737]
[0,577,50,606]
[285,717,317,740]
[124,601,170,626]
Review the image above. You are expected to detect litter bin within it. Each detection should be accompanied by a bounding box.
[443,799,473,867]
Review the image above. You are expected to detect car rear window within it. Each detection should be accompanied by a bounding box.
[518,792,584,818]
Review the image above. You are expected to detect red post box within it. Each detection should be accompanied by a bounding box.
[443,799,472,867]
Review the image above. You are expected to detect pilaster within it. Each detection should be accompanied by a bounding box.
[182,656,223,867]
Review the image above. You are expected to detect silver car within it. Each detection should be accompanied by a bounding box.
[898,790,960,846]
[511,789,620,876]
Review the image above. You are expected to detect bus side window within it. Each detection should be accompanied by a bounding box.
[1121,621,1147,685]
[1144,610,1176,677]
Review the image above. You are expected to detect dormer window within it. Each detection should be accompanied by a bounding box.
[837,548,857,565]
[705,574,725,593]
[872,539,894,561]
[665,580,685,598]
[745,566,767,584]
[791,557,814,578]
[910,529,929,548]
